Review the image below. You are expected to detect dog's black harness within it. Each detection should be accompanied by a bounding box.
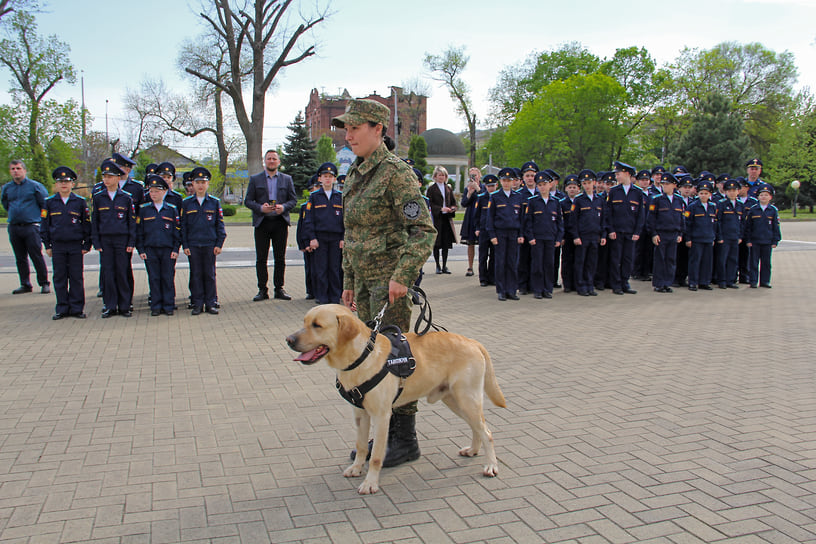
[336,324,417,409]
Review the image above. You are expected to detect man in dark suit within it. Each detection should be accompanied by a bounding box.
[244,149,298,301]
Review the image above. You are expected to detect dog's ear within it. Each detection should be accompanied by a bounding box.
[336,313,357,345]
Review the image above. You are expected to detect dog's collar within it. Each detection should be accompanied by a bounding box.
[342,329,378,371]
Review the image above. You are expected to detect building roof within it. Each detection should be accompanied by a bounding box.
[421,128,466,157]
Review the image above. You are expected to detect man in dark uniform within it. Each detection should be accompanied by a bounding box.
[92,160,136,317]
[685,180,717,290]
[515,161,538,294]
[41,167,91,319]
[716,179,744,289]
[570,169,606,296]
[649,166,665,197]
[744,185,781,288]
[296,176,320,300]
[647,173,685,293]
[474,174,498,287]
[487,167,525,301]
[137,174,181,316]
[605,161,645,295]
[522,171,563,298]
[737,177,758,283]
[633,169,655,281]
[111,152,144,307]
[302,162,345,305]
[673,173,696,287]
[593,171,613,291]
[559,173,581,293]
[544,168,565,287]
[2,159,50,294]
[154,162,184,210]
[744,158,772,198]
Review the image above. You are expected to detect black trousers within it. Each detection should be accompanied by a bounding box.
[254,216,289,291]
[312,234,343,304]
[652,236,678,289]
[477,231,495,284]
[608,234,636,290]
[8,223,48,287]
[688,242,714,287]
[575,240,599,293]
[51,241,84,314]
[749,244,773,286]
[189,246,217,308]
[144,247,177,312]
[560,239,576,291]
[530,239,555,295]
[100,234,132,312]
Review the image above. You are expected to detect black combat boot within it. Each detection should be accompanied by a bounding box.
[350,413,421,467]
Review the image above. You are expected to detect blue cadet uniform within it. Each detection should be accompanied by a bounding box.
[559,173,580,293]
[474,174,497,287]
[737,179,758,283]
[515,161,539,294]
[41,167,91,318]
[151,162,185,210]
[684,180,718,289]
[570,171,606,296]
[647,173,685,292]
[544,169,565,287]
[110,152,144,305]
[92,160,136,316]
[743,185,781,288]
[633,170,655,282]
[487,168,525,300]
[137,175,181,315]
[593,171,613,290]
[744,158,772,199]
[605,161,646,294]
[295,179,318,300]
[715,179,745,288]
[523,171,564,298]
[182,167,227,314]
[303,163,344,304]
[673,175,695,287]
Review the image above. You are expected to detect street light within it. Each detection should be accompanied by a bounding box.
[791,180,800,218]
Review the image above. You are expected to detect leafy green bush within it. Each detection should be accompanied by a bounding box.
[222,204,237,216]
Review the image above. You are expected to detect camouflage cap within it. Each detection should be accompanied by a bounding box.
[331,99,390,129]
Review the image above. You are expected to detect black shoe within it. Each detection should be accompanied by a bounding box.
[664,286,674,293]
[760,283,772,288]
[151,309,161,316]
[273,288,292,300]
[578,291,589,296]
[719,284,728,289]
[253,290,269,301]
[206,306,219,315]
[497,293,506,301]
[749,284,758,288]
[166,311,174,316]
[518,289,528,295]
[613,289,624,295]
[213,301,220,309]
[101,309,114,318]
[12,285,32,294]
[305,294,315,300]
[739,279,751,285]
[480,281,488,287]
[350,413,421,467]
[700,284,713,290]
[654,287,664,293]
[506,293,520,300]
[727,284,739,289]
[96,290,103,298]
[688,285,698,291]
[595,286,605,291]
[543,292,552,299]
[436,267,443,274]
[588,290,598,296]
[442,267,451,274]
[52,313,65,320]
[187,301,195,309]
[40,284,50,294]
[191,307,203,315]
[554,283,561,288]
[623,288,637,294]
[466,268,474,277]
[563,288,573,293]
[120,310,132,318]
[74,312,87,319]
[534,293,543,299]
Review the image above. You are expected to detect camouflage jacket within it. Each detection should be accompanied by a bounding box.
[342,143,436,289]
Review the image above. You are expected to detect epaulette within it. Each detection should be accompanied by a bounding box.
[140,202,151,207]
[309,189,320,195]
[183,195,195,201]
[129,179,145,188]
[166,203,178,210]
[527,195,537,201]
[45,193,57,200]
[490,189,501,195]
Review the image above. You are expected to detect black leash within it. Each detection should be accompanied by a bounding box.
[407,286,447,335]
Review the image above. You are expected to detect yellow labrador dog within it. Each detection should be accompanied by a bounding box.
[286,304,505,494]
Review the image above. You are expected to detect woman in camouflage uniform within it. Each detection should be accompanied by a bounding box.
[332,99,436,467]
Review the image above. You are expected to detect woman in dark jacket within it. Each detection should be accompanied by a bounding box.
[426,165,457,273]
[459,167,482,276]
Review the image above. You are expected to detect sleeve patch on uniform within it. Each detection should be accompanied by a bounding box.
[403,200,421,220]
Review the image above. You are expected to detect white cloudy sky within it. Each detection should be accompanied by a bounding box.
[3,0,815,160]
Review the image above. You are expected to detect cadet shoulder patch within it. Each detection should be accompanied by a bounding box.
[403,200,421,220]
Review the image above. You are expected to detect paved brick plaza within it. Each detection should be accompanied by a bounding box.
[0,222,815,543]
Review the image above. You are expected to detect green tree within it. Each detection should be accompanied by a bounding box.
[281,111,318,195]
[476,127,507,170]
[670,93,752,176]
[315,134,337,165]
[424,45,478,167]
[0,10,75,189]
[407,134,428,176]
[671,42,798,157]
[488,43,602,125]
[767,101,816,211]
[503,73,626,173]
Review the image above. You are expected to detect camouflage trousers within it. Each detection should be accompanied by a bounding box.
[354,274,417,416]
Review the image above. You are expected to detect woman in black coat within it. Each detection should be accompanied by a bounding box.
[426,165,457,273]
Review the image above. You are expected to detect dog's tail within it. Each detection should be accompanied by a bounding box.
[479,343,506,408]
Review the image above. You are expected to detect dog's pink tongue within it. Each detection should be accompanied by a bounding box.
[294,348,320,362]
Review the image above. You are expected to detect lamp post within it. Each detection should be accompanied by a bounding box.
[791,180,800,218]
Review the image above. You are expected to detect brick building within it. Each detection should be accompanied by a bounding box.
[304,87,427,154]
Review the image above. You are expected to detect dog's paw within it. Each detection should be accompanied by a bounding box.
[357,479,379,494]
[458,447,479,457]
[483,463,499,477]
[343,464,363,478]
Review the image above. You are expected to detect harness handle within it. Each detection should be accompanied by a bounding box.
[408,287,447,335]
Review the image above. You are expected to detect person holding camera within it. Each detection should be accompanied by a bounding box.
[459,167,482,276]
[244,149,298,302]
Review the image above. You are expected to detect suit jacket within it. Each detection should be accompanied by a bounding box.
[244,170,298,227]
